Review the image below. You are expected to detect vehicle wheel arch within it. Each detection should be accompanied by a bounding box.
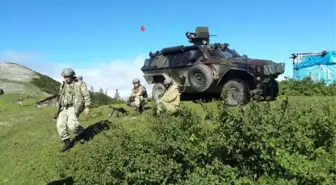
[144,73,171,84]
[217,69,256,90]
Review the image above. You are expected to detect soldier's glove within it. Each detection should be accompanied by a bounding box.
[84,107,90,115]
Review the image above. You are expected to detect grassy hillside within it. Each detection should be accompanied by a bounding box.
[0,62,118,108]
[0,62,61,97]
[30,74,61,95]
[0,87,335,185]
[0,79,42,95]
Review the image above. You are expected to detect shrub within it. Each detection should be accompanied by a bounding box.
[58,96,336,184]
[31,74,61,95]
[279,77,336,96]
[89,88,125,108]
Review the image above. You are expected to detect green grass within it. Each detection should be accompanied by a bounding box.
[0,95,335,184]
[0,94,152,185]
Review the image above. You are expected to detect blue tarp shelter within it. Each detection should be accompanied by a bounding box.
[292,51,336,85]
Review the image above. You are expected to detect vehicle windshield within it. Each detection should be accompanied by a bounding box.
[208,48,241,58]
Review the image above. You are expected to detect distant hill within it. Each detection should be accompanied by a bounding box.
[0,62,61,96]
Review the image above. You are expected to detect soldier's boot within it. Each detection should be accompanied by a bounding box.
[139,105,144,113]
[60,139,72,153]
[78,131,86,144]
[132,107,141,116]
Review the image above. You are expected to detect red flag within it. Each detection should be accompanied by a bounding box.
[140,25,145,32]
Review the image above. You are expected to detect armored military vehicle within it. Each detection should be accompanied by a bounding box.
[140,26,285,106]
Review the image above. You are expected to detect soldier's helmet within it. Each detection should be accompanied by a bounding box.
[77,76,83,80]
[61,68,75,77]
[132,78,140,84]
[164,78,173,85]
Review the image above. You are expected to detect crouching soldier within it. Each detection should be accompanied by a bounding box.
[55,68,91,152]
[127,78,148,114]
[156,78,180,115]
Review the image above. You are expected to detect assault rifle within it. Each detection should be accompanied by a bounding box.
[53,104,62,121]
[53,82,65,122]
[108,105,129,118]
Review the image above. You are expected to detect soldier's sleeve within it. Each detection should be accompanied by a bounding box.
[137,86,145,96]
[80,82,91,107]
[142,86,148,97]
[133,86,143,97]
[59,82,65,96]
[162,87,179,102]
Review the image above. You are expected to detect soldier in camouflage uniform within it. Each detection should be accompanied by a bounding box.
[156,78,180,115]
[127,78,148,114]
[56,68,91,152]
[17,96,23,106]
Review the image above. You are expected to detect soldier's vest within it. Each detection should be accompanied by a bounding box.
[132,85,148,98]
[61,83,75,106]
[59,80,85,114]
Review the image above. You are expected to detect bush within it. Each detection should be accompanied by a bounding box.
[31,74,61,95]
[90,90,125,108]
[58,96,336,184]
[279,78,336,96]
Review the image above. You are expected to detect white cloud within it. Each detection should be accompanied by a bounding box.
[72,56,153,99]
[0,50,153,99]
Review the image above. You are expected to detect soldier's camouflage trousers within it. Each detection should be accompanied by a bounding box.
[129,96,147,108]
[56,106,84,140]
[156,99,179,114]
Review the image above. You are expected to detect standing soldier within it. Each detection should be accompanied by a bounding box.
[156,78,180,115]
[17,96,23,106]
[127,78,148,114]
[55,68,91,152]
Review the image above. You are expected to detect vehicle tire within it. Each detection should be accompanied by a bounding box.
[265,79,279,100]
[187,64,214,92]
[152,83,166,101]
[221,79,250,106]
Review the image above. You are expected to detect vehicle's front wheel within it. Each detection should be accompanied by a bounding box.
[264,79,279,100]
[221,79,250,106]
[187,64,214,92]
[152,83,166,101]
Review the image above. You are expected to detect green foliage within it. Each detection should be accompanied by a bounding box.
[279,77,336,96]
[31,74,61,95]
[59,97,336,184]
[89,87,124,107]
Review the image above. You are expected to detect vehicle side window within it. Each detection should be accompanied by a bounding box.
[168,50,200,67]
[208,49,233,59]
[167,54,180,67]
[165,49,203,67]
[188,50,202,62]
[222,50,233,58]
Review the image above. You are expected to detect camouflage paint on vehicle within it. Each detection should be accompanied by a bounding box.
[141,26,285,105]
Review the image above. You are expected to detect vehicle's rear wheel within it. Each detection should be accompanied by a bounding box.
[152,83,166,101]
[221,79,250,106]
[187,64,214,92]
[264,79,279,100]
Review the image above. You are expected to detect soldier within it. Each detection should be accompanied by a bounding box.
[56,68,91,152]
[156,78,180,115]
[17,96,23,106]
[127,78,148,114]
